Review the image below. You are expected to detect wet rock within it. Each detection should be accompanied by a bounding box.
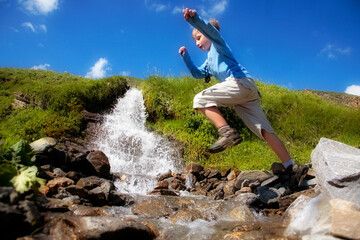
[132,198,174,218]
[311,138,360,205]
[155,180,169,190]
[169,209,203,223]
[185,162,203,174]
[86,150,110,178]
[47,215,157,240]
[88,187,107,205]
[148,189,179,196]
[330,199,360,240]
[156,170,172,181]
[30,137,57,154]
[229,205,256,222]
[70,205,108,216]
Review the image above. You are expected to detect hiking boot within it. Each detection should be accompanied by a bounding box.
[207,127,242,153]
[286,162,309,191]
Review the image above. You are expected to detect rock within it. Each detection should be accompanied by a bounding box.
[234,170,274,190]
[156,170,172,181]
[70,205,107,217]
[279,188,317,209]
[132,198,174,218]
[330,199,360,240]
[76,176,105,190]
[65,185,89,199]
[86,151,111,178]
[229,205,256,222]
[18,200,41,226]
[47,215,157,240]
[30,137,57,154]
[227,170,237,181]
[0,202,28,239]
[185,163,204,174]
[239,187,252,193]
[0,187,13,203]
[282,195,313,226]
[154,180,169,190]
[260,175,279,187]
[256,186,281,206]
[148,189,179,196]
[311,138,360,206]
[88,187,107,205]
[169,209,203,223]
[233,193,259,206]
[46,177,75,194]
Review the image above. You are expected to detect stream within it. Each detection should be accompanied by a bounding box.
[91,87,289,240]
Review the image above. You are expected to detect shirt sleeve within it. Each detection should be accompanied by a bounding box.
[181,51,208,79]
[186,12,231,57]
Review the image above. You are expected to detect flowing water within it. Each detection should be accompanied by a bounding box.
[92,87,288,240]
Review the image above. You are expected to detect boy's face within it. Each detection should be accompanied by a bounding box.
[193,31,211,51]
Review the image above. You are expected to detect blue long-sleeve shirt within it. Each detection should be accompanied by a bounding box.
[181,13,252,81]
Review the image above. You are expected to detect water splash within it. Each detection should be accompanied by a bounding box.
[93,87,182,194]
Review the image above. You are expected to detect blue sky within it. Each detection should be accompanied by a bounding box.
[1,0,360,95]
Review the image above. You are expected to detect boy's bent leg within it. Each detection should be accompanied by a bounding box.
[197,106,228,128]
[197,106,242,153]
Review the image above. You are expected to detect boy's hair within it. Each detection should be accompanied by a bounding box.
[192,18,220,38]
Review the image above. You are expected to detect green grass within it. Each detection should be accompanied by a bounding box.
[0,68,129,152]
[139,75,360,171]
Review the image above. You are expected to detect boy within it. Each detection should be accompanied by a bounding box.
[178,8,308,189]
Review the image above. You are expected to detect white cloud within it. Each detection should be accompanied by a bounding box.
[200,0,228,18]
[31,63,50,70]
[318,43,352,60]
[345,85,360,96]
[18,0,59,15]
[145,0,168,12]
[22,22,36,32]
[21,22,47,33]
[85,58,111,79]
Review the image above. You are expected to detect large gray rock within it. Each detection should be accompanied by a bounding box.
[30,137,57,154]
[311,138,360,206]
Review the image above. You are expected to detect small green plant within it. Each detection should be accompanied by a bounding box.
[0,140,45,193]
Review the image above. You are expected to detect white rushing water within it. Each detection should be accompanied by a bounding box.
[93,87,182,195]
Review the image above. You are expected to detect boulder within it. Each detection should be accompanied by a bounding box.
[30,137,57,154]
[185,163,204,174]
[311,138,360,206]
[86,151,111,178]
[330,199,360,240]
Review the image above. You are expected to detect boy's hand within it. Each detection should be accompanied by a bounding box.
[183,8,196,20]
[179,46,187,55]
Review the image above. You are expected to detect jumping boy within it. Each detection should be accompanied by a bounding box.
[178,8,308,189]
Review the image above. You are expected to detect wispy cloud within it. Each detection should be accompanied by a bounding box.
[318,43,352,60]
[145,0,169,12]
[31,63,50,70]
[85,58,111,79]
[22,22,36,32]
[18,0,59,15]
[21,22,47,33]
[200,0,228,18]
[172,6,183,15]
[345,85,360,96]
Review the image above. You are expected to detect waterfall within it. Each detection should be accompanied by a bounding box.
[93,87,182,194]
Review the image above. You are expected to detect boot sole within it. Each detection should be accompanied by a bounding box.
[207,136,243,153]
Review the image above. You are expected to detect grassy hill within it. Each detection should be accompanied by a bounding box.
[1,68,359,171]
[0,68,129,152]
[139,76,360,171]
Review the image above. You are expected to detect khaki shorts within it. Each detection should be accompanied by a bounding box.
[193,77,274,139]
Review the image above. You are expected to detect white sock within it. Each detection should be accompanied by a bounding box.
[218,125,230,132]
[282,159,293,168]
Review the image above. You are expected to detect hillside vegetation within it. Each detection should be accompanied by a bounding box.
[1,68,359,171]
[0,68,128,153]
[139,76,360,171]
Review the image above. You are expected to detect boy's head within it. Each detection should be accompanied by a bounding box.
[192,19,220,51]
